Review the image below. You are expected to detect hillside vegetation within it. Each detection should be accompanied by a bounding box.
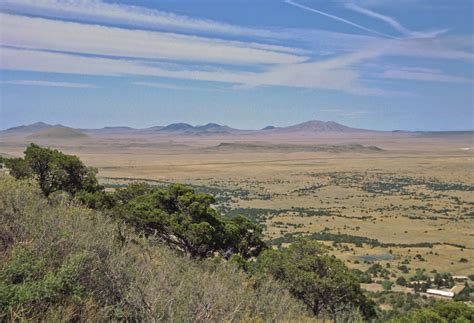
[0,145,472,322]
[0,176,308,321]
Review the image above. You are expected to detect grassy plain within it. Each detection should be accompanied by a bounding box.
[1,131,473,279]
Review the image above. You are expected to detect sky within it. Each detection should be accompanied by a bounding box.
[0,0,473,131]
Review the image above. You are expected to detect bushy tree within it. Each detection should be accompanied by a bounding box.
[351,268,373,283]
[392,308,446,323]
[392,300,474,323]
[113,182,153,205]
[396,276,407,286]
[4,157,32,179]
[115,184,266,259]
[5,144,100,196]
[253,238,377,321]
[382,279,394,291]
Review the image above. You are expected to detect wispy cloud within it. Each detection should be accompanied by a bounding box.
[381,68,472,83]
[284,0,393,38]
[0,0,284,39]
[1,1,472,96]
[1,14,307,65]
[2,47,386,95]
[133,82,227,92]
[1,79,97,88]
[345,3,448,39]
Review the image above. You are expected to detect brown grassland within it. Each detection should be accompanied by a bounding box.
[1,131,473,281]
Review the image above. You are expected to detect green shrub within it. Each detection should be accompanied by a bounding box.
[253,238,377,321]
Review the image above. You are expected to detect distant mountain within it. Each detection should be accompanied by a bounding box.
[102,126,135,131]
[262,125,276,130]
[2,120,377,137]
[159,122,237,134]
[195,123,221,130]
[195,123,237,133]
[161,123,195,132]
[146,126,164,131]
[272,120,369,133]
[83,126,138,135]
[2,122,64,134]
[27,127,89,140]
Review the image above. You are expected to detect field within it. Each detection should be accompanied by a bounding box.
[1,131,473,280]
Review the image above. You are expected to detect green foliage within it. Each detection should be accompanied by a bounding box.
[351,268,373,283]
[381,279,394,291]
[433,273,455,288]
[115,183,266,259]
[392,308,446,323]
[391,300,474,323]
[396,276,407,286]
[0,247,88,309]
[75,190,115,210]
[113,181,153,205]
[4,157,32,179]
[253,238,377,321]
[5,144,101,196]
[453,283,473,301]
[4,145,266,260]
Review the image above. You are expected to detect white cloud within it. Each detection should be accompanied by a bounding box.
[381,68,472,83]
[387,38,474,61]
[1,14,307,65]
[133,82,226,92]
[2,47,384,94]
[1,79,97,88]
[0,0,284,39]
[0,47,258,83]
[1,2,472,96]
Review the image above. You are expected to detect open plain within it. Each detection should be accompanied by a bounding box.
[1,129,473,279]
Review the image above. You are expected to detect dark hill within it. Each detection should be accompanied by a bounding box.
[161,123,195,132]
[262,125,276,130]
[2,122,64,134]
[274,120,370,133]
[27,127,89,140]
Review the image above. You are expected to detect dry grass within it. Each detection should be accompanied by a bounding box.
[1,131,473,279]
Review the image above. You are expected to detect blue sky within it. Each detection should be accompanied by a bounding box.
[0,0,473,130]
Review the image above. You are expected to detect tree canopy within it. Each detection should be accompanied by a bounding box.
[5,143,100,196]
[392,300,474,323]
[253,238,377,321]
[115,184,266,259]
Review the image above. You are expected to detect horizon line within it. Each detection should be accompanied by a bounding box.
[1,120,473,133]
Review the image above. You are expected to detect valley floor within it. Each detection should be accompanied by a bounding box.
[1,132,473,279]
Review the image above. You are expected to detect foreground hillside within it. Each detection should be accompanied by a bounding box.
[0,176,306,322]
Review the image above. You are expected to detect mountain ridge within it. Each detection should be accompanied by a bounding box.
[1,120,373,136]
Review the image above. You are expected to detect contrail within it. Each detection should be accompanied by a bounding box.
[345,3,448,39]
[284,0,393,38]
[345,3,411,35]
